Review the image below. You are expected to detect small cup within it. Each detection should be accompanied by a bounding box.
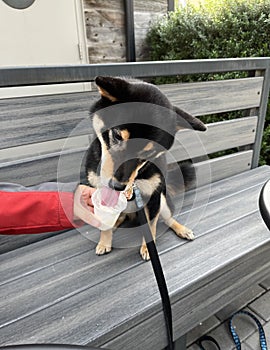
[92,188,127,230]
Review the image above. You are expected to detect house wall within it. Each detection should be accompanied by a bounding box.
[83,0,168,63]
[134,0,167,60]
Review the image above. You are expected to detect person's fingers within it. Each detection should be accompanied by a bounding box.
[78,207,100,228]
[74,185,100,227]
[80,185,95,207]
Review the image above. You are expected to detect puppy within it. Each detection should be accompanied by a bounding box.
[85,76,206,260]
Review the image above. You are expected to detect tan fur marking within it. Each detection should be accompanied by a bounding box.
[160,194,194,240]
[123,161,147,199]
[143,142,154,152]
[136,174,161,196]
[87,171,100,188]
[140,209,159,261]
[120,129,130,141]
[129,162,146,184]
[92,114,105,135]
[97,87,118,102]
[96,229,113,255]
[169,219,194,240]
[100,146,114,181]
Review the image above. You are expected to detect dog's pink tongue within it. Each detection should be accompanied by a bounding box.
[101,187,120,207]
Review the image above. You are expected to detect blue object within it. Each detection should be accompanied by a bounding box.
[229,310,268,350]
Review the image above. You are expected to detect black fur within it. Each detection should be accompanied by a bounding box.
[85,76,206,258]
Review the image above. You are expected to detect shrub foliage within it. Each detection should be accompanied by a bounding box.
[146,0,270,165]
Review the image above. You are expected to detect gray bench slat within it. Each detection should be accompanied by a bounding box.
[104,230,270,350]
[179,165,270,212]
[0,77,261,151]
[0,242,140,328]
[0,92,96,149]
[194,150,253,185]
[1,212,269,348]
[159,77,263,116]
[0,135,90,163]
[0,149,87,186]
[1,166,268,285]
[0,230,96,286]
[2,116,256,166]
[0,118,255,186]
[168,116,257,162]
[1,167,269,347]
[0,231,63,255]
[1,58,269,88]
[77,169,269,253]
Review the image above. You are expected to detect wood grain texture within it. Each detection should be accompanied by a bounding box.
[194,150,253,185]
[159,77,263,116]
[167,116,257,163]
[0,148,252,188]
[0,166,270,349]
[1,59,269,88]
[0,92,96,149]
[0,149,87,186]
[0,78,261,150]
[0,103,257,187]
[0,135,90,163]
[0,231,63,255]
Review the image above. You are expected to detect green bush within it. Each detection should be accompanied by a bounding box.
[146,0,270,165]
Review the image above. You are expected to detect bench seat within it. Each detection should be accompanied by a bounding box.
[1,165,269,349]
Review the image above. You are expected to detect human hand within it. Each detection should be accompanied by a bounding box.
[73,185,100,228]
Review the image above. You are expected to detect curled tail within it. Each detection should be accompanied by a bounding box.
[166,161,196,195]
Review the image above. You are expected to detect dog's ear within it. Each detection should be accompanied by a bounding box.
[95,76,130,102]
[174,106,207,132]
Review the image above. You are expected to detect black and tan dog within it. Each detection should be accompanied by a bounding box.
[85,76,206,260]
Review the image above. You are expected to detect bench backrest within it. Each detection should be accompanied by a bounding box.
[1,58,270,187]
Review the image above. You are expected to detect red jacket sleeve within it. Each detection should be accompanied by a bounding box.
[0,182,81,235]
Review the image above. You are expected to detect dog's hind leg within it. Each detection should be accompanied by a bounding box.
[140,210,159,261]
[96,229,113,255]
[160,194,194,240]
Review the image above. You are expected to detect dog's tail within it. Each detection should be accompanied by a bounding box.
[166,161,196,195]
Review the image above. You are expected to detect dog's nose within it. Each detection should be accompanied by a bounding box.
[109,179,126,191]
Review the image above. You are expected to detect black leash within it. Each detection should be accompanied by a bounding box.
[133,184,174,350]
[196,335,221,350]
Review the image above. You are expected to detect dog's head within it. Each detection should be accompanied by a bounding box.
[90,76,206,191]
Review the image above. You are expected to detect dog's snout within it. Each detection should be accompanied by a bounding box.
[109,179,126,191]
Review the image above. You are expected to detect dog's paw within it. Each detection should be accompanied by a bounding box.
[179,226,195,241]
[96,243,112,255]
[170,221,195,241]
[176,226,195,240]
[170,220,195,241]
[140,245,150,261]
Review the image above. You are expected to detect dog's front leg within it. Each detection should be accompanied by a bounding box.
[96,230,113,255]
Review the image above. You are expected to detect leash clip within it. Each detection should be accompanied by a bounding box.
[133,184,144,209]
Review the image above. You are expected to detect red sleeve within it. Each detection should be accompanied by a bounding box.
[0,190,79,235]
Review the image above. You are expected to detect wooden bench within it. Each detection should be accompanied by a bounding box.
[0,58,270,349]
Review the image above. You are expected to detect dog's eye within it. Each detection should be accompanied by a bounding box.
[111,128,122,142]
